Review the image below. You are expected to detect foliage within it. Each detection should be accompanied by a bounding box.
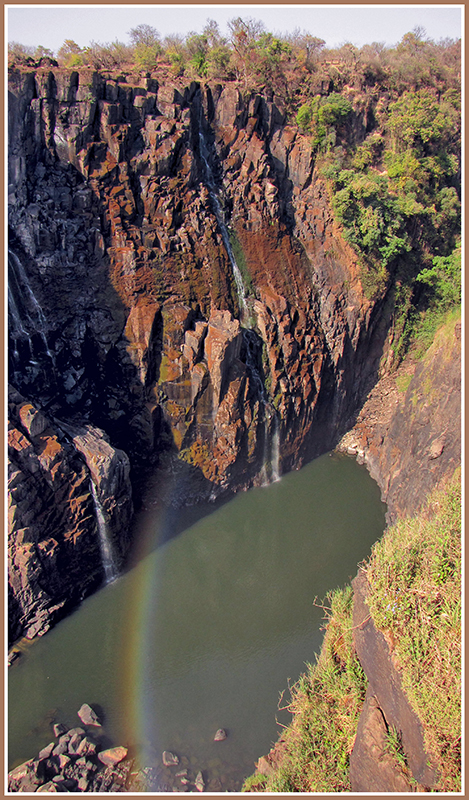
[416,242,461,310]
[57,39,86,67]
[296,93,352,152]
[364,473,461,791]
[243,585,368,792]
[318,82,460,340]
[86,40,132,70]
[134,41,161,71]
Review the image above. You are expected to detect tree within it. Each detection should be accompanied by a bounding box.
[86,40,132,70]
[58,39,85,67]
[227,16,265,84]
[8,41,35,63]
[34,45,55,60]
[128,24,160,48]
[185,31,209,76]
[288,29,325,68]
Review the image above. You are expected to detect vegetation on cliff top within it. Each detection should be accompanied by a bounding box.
[243,471,461,792]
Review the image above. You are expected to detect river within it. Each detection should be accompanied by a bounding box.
[8,451,386,791]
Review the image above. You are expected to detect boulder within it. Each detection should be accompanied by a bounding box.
[38,742,54,760]
[195,770,205,792]
[36,781,58,792]
[76,736,98,757]
[52,740,69,756]
[162,750,179,766]
[214,728,227,741]
[77,703,101,726]
[98,746,128,767]
[53,723,67,737]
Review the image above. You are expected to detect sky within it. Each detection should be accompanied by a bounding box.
[6,4,463,54]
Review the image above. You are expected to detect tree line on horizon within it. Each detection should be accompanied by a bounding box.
[9,18,460,97]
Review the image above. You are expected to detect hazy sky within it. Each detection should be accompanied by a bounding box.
[6,4,463,54]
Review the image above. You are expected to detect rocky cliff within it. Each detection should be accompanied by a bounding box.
[339,313,461,522]
[8,65,392,643]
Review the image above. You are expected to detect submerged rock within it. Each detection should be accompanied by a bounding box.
[77,703,101,727]
[195,770,205,792]
[162,750,179,767]
[53,722,68,737]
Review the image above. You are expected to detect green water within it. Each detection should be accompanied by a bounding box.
[8,452,386,791]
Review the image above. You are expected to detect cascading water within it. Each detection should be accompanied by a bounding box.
[243,329,281,485]
[90,481,119,584]
[197,126,248,318]
[270,413,281,483]
[8,249,55,377]
[197,117,282,485]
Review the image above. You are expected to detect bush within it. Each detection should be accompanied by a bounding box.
[134,42,161,70]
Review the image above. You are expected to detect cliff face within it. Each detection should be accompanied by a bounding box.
[8,66,388,642]
[339,314,461,522]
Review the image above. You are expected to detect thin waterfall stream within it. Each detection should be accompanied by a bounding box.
[90,481,119,585]
[198,126,248,317]
[8,249,55,368]
[198,123,281,484]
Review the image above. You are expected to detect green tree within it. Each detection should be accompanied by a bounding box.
[57,39,85,67]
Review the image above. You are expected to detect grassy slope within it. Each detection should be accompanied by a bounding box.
[243,471,461,793]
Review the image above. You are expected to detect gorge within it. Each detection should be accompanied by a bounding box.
[8,46,461,793]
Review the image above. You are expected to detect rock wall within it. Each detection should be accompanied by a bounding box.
[8,66,391,642]
[339,314,461,522]
[8,386,133,642]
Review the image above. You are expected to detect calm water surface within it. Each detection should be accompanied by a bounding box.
[8,452,386,790]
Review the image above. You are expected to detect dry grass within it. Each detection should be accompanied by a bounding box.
[364,471,461,791]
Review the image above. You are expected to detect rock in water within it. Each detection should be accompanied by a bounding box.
[98,746,128,767]
[195,771,205,792]
[77,703,101,726]
[214,728,227,741]
[162,751,179,766]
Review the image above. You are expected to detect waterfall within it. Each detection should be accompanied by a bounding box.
[197,113,281,485]
[8,249,55,371]
[243,329,281,485]
[90,481,119,584]
[198,128,248,317]
[270,414,281,483]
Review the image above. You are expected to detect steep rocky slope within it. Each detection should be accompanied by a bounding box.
[246,316,461,792]
[8,65,391,643]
